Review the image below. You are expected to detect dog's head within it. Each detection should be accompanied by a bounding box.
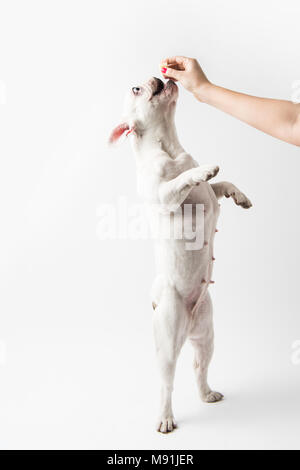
[109,77,178,144]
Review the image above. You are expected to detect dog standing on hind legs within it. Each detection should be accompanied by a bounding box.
[110,77,252,433]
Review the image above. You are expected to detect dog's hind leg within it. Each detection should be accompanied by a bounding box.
[153,283,189,433]
[189,292,224,403]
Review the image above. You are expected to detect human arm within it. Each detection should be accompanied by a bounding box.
[161,56,300,147]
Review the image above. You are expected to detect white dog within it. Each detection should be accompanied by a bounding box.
[110,77,252,433]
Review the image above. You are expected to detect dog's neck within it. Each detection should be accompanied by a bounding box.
[131,120,185,161]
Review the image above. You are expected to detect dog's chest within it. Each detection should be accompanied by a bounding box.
[137,152,196,201]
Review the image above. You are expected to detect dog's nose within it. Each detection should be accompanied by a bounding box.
[152,77,164,96]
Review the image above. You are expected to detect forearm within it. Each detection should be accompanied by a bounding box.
[210,182,232,199]
[158,165,219,211]
[159,177,193,211]
[195,84,300,146]
[211,182,252,208]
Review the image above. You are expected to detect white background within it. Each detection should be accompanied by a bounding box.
[0,0,300,450]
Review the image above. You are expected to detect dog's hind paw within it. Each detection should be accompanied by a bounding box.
[156,416,177,433]
[202,390,224,403]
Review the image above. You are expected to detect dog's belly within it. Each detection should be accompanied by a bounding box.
[152,183,220,310]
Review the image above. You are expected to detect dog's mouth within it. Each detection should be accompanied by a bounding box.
[152,77,165,96]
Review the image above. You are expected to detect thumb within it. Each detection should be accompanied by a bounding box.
[161,66,182,81]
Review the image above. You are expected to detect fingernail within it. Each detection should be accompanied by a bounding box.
[161,67,167,74]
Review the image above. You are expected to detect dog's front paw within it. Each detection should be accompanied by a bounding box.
[227,190,252,209]
[202,390,224,403]
[191,165,220,184]
[156,416,177,433]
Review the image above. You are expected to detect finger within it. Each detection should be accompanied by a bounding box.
[161,56,187,66]
[161,66,182,81]
[160,56,187,70]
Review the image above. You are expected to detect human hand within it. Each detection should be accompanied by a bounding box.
[160,56,211,100]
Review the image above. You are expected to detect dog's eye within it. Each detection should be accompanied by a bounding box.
[132,87,141,95]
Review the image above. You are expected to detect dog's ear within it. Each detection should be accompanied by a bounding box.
[109,122,135,144]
